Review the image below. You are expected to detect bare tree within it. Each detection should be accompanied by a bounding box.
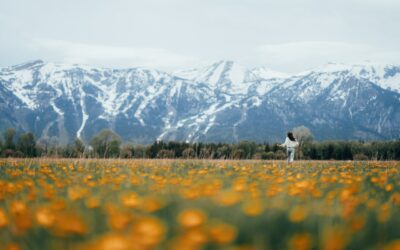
[90,129,122,158]
[293,126,314,160]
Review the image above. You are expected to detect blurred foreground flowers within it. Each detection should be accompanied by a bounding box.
[0,159,400,249]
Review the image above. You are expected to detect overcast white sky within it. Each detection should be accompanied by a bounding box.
[1,0,399,73]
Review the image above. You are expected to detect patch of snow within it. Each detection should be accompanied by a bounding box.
[233,107,248,142]
[256,81,276,95]
[6,70,38,109]
[173,68,199,81]
[51,101,64,116]
[204,115,216,134]
[207,61,226,86]
[315,72,337,89]
[134,86,167,126]
[251,67,288,79]
[77,87,88,139]
[379,73,400,93]
[251,97,262,107]
[228,63,246,84]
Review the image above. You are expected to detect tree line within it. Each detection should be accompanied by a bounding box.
[0,128,400,160]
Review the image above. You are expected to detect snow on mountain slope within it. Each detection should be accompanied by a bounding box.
[174,60,257,95]
[298,62,400,93]
[1,59,400,143]
[1,60,175,115]
[250,66,288,80]
[0,60,203,143]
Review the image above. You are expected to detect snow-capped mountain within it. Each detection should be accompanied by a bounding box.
[1,59,400,144]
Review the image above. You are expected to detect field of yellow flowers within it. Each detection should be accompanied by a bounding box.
[0,159,400,250]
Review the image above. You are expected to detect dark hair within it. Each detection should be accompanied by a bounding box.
[287,132,296,141]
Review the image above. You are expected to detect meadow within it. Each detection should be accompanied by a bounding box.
[0,159,399,250]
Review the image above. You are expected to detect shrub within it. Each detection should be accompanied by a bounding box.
[157,149,175,159]
[275,150,287,160]
[232,149,245,159]
[353,153,369,161]
[120,144,135,158]
[182,148,196,159]
[2,149,15,157]
[265,152,275,160]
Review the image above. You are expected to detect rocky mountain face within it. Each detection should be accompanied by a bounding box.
[1,60,400,144]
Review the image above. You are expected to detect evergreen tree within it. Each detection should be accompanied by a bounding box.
[3,128,16,150]
[17,132,37,157]
[264,143,271,152]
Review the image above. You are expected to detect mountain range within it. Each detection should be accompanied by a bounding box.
[1,59,400,144]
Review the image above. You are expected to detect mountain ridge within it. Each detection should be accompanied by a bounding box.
[1,59,400,144]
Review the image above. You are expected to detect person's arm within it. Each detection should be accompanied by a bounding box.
[279,138,288,147]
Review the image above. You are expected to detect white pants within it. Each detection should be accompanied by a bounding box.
[287,147,295,163]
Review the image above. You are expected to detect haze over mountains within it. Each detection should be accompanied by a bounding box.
[1,59,400,144]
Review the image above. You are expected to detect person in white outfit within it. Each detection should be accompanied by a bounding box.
[279,132,299,163]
